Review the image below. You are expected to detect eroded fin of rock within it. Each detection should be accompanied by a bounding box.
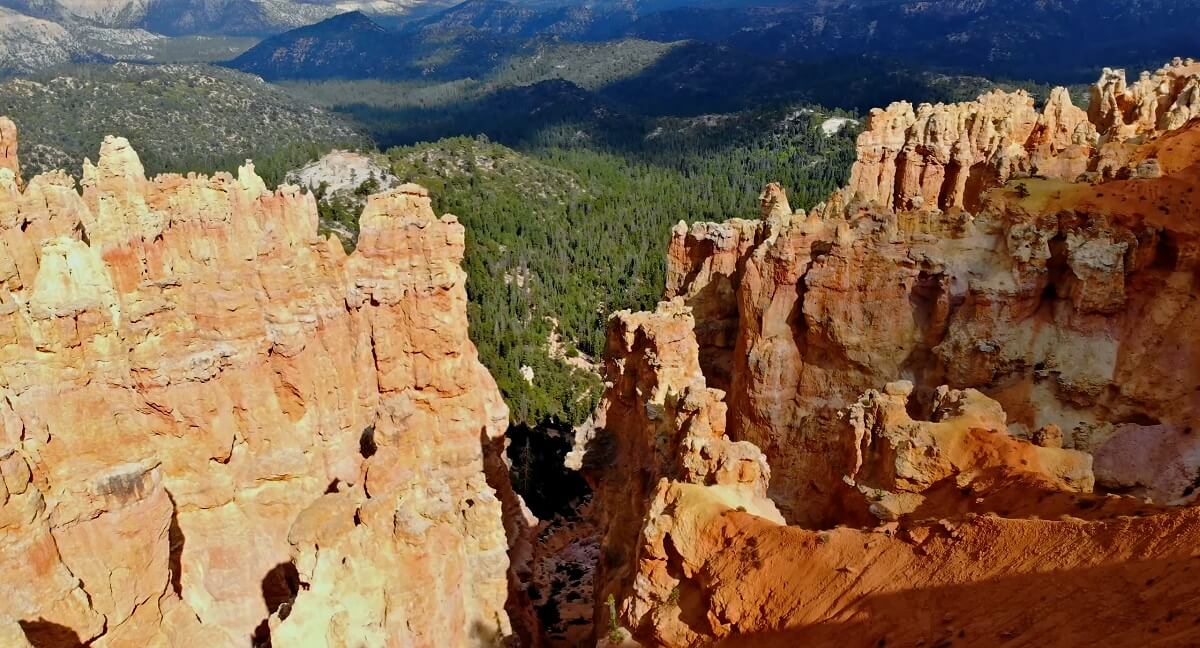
[0,122,523,646]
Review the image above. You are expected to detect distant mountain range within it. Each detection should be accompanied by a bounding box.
[229,10,521,80]
[3,0,1197,93]
[0,6,103,74]
[5,0,1197,81]
[0,0,461,37]
[230,0,1200,84]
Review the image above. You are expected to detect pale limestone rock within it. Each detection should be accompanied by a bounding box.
[846,90,1046,211]
[758,182,792,219]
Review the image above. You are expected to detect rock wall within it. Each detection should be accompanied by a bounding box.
[1091,57,1200,140]
[583,60,1200,646]
[583,301,1199,647]
[845,57,1200,213]
[0,124,516,646]
[665,65,1200,526]
[579,301,780,643]
[0,117,17,181]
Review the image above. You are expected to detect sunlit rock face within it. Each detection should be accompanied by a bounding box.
[0,117,17,181]
[845,57,1200,215]
[0,125,515,646]
[663,61,1200,527]
[581,60,1200,647]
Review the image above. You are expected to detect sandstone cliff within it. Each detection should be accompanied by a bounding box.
[0,124,518,646]
[844,57,1200,213]
[581,60,1200,647]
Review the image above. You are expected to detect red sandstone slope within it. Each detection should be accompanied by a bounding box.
[577,59,1200,648]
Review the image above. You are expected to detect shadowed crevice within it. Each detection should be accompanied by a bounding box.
[18,619,84,648]
[166,490,184,596]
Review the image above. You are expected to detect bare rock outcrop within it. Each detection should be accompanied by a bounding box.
[269,186,514,647]
[579,300,780,643]
[845,88,1096,212]
[0,124,518,645]
[582,59,1200,647]
[845,59,1200,214]
[1090,57,1200,140]
[844,382,1094,521]
[665,104,1200,525]
[0,117,16,181]
[621,494,1200,647]
[586,305,1196,647]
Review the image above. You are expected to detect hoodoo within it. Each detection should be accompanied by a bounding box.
[3,49,1200,648]
[575,59,1200,647]
[0,128,519,646]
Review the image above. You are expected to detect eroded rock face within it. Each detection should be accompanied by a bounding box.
[626,495,1200,648]
[1090,57,1200,140]
[0,126,516,646]
[580,300,780,643]
[270,186,514,647]
[846,59,1200,215]
[666,116,1200,525]
[850,91,1027,211]
[584,302,1194,647]
[843,382,1095,522]
[0,117,17,181]
[583,60,1200,647]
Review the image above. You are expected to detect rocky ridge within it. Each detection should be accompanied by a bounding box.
[0,7,99,75]
[576,59,1200,646]
[0,118,523,646]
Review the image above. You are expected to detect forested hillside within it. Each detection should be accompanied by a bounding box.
[367,107,857,425]
[0,63,364,182]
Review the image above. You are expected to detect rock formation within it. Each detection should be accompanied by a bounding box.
[664,74,1200,526]
[581,60,1200,646]
[1090,57,1200,139]
[0,125,519,645]
[0,117,17,181]
[845,57,1200,214]
[842,381,1096,522]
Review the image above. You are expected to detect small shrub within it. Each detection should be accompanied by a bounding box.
[606,593,621,644]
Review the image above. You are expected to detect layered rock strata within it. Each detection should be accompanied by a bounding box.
[0,124,516,646]
[582,302,781,643]
[0,117,17,181]
[845,57,1200,213]
[583,60,1200,646]
[666,75,1200,525]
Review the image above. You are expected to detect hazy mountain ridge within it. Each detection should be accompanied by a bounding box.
[0,0,447,37]
[0,6,104,75]
[407,0,1200,81]
[8,0,1197,82]
[0,62,364,177]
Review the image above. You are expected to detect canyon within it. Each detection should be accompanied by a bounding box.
[0,56,1199,648]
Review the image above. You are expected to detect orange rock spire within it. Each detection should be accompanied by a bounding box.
[583,59,1200,646]
[0,127,517,646]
